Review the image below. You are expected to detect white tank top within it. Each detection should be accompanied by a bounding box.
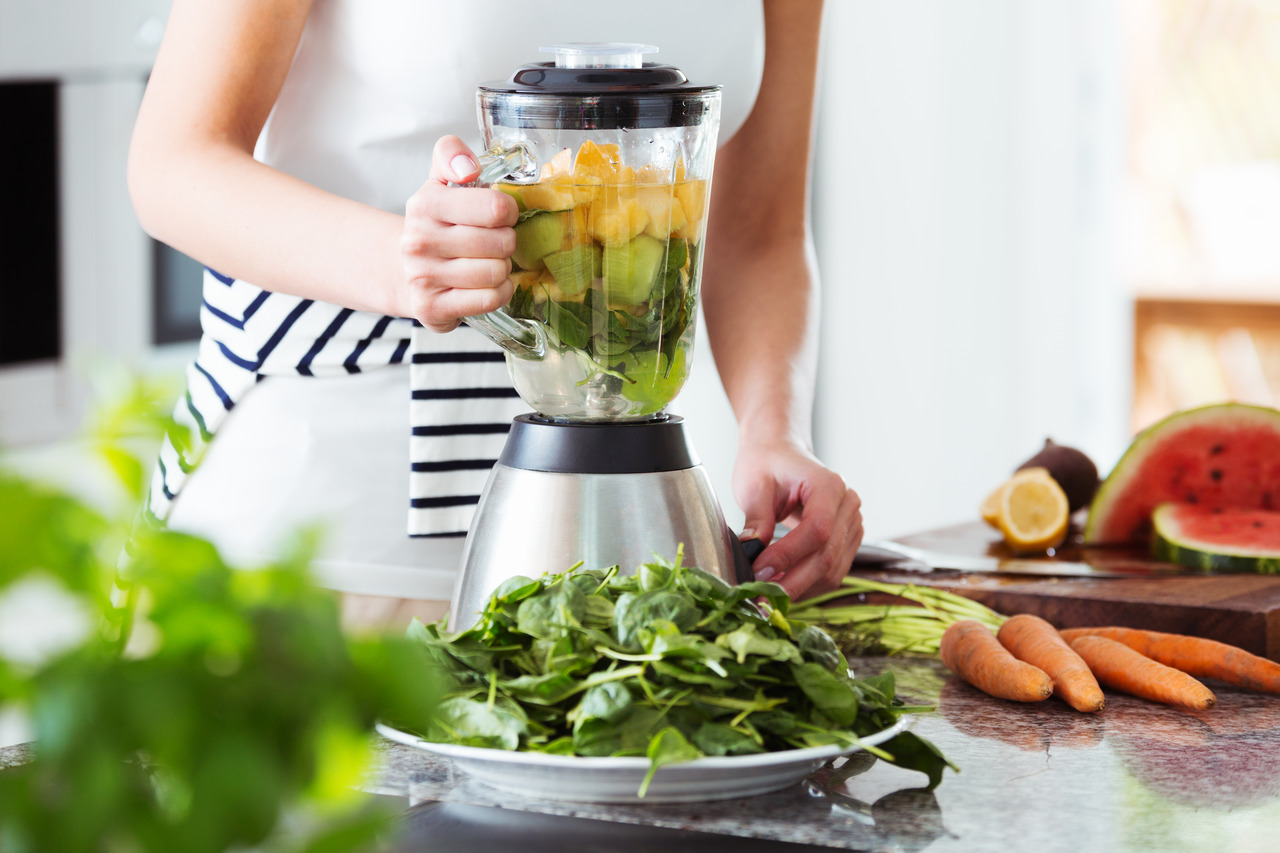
[258,0,764,212]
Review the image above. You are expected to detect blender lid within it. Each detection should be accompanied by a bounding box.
[478,42,720,129]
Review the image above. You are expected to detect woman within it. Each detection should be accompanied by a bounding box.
[127,0,861,627]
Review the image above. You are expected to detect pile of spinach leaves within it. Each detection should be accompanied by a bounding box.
[400,551,955,796]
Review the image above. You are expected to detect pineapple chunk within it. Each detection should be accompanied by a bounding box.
[510,269,541,287]
[567,205,591,246]
[574,139,620,183]
[589,196,649,247]
[674,219,704,242]
[636,162,676,184]
[553,175,601,207]
[674,179,708,220]
[542,147,573,180]
[517,181,577,212]
[635,186,688,239]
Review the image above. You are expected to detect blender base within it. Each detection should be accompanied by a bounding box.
[449,414,751,630]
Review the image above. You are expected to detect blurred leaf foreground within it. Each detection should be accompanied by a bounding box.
[0,374,442,853]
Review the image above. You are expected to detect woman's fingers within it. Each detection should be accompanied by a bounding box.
[406,274,516,332]
[743,465,862,599]
[774,488,863,599]
[403,256,512,292]
[405,182,518,232]
[401,213,516,261]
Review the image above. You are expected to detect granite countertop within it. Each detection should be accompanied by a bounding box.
[5,656,1278,852]
[365,656,1280,853]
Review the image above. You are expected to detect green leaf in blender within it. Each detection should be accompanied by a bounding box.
[661,238,689,286]
[542,293,591,350]
[617,348,688,411]
[512,211,567,270]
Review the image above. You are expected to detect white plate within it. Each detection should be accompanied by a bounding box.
[376,717,909,804]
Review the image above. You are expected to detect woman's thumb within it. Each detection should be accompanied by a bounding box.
[431,135,479,183]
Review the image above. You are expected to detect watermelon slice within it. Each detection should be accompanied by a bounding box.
[1084,403,1280,545]
[1151,502,1280,574]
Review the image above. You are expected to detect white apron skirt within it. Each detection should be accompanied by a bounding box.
[166,364,467,604]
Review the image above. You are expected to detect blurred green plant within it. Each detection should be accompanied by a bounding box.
[0,375,442,853]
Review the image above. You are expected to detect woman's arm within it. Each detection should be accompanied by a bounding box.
[127,0,515,328]
[701,0,862,598]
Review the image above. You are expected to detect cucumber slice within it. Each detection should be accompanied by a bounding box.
[602,235,667,309]
[513,212,567,270]
[543,244,601,299]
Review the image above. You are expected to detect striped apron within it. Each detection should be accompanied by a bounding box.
[145,268,526,538]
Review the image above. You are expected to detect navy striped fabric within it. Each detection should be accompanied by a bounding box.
[146,269,526,538]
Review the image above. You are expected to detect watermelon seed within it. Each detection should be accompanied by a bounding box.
[1255,521,1264,528]
[1210,444,1225,455]
[1186,493,1199,503]
[1210,469,1223,481]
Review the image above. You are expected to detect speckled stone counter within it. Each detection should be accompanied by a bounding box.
[5,657,1278,851]
[365,656,1280,853]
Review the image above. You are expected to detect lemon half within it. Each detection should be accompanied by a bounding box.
[980,467,1069,553]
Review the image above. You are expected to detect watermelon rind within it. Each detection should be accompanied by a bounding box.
[1151,502,1280,574]
[1085,403,1280,545]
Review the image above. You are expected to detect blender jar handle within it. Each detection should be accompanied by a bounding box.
[462,143,546,360]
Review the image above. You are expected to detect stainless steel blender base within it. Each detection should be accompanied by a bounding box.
[448,415,746,631]
[451,464,739,631]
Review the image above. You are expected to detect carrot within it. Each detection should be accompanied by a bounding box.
[1060,626,1280,696]
[997,614,1105,713]
[940,619,1053,702]
[1068,635,1216,711]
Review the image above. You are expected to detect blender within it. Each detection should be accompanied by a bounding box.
[449,43,752,629]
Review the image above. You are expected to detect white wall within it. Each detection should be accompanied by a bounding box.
[811,0,1130,539]
[682,0,1132,541]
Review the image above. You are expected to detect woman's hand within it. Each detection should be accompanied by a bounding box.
[734,438,863,600]
[399,135,519,331]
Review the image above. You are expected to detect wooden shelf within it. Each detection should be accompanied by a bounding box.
[1132,282,1280,305]
[1132,295,1280,432]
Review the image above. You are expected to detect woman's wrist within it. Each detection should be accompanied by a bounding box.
[735,399,813,455]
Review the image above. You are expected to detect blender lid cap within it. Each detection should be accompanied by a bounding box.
[540,42,659,69]
[479,41,720,95]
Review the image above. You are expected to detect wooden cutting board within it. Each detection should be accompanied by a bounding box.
[852,521,1280,662]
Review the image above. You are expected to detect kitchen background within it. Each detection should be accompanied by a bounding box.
[2,0,1278,540]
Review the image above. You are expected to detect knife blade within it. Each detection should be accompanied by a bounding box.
[854,540,1198,579]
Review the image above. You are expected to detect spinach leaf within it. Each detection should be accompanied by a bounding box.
[431,697,526,750]
[791,662,859,728]
[640,727,703,798]
[615,590,699,649]
[516,582,586,639]
[716,622,803,665]
[877,731,958,792]
[797,624,849,673]
[692,722,766,757]
[568,681,633,730]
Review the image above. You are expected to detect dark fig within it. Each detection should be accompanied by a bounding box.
[1016,438,1100,512]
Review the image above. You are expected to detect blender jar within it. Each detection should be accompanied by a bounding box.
[471,44,722,421]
